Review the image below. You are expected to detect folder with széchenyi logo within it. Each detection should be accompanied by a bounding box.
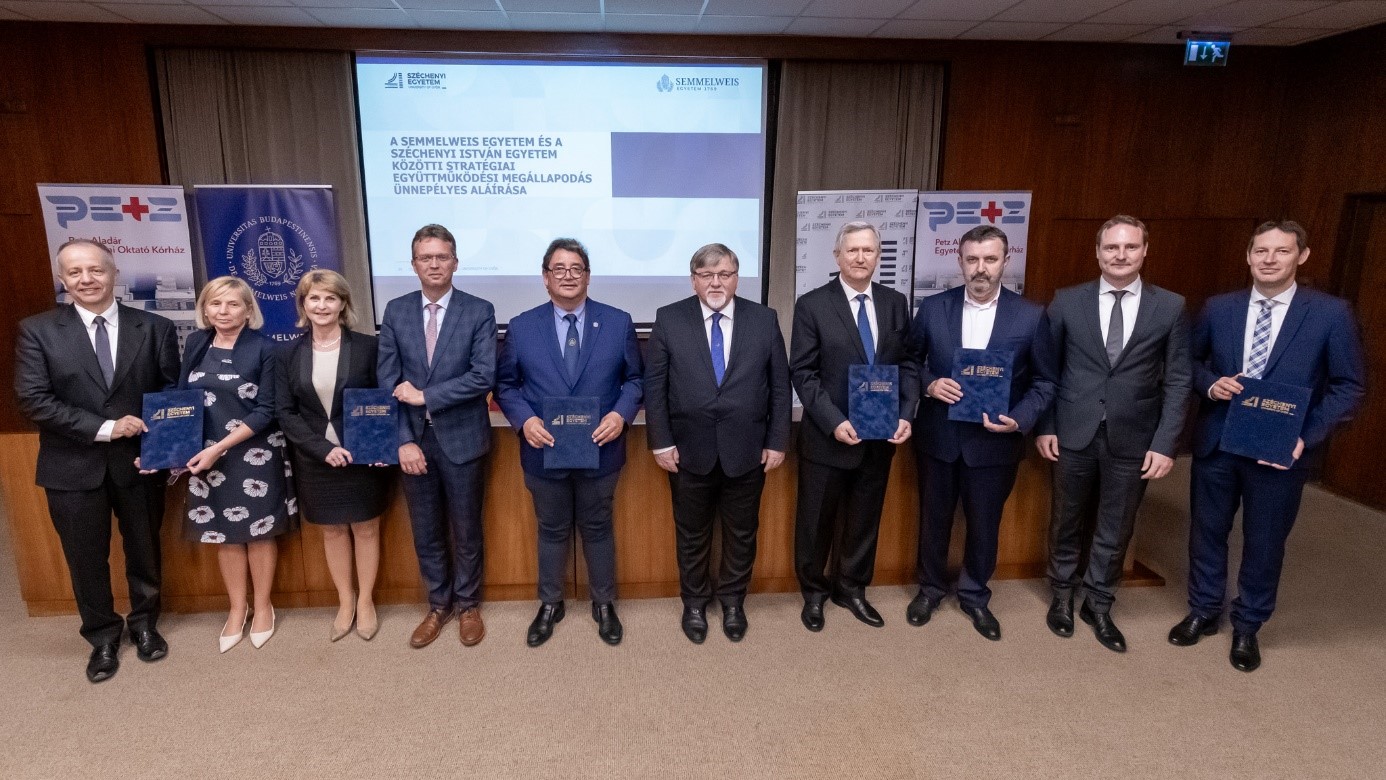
[848,364,900,440]
[343,388,399,465]
[948,348,1014,424]
[140,390,204,470]
[1219,377,1312,466]
[543,396,600,470]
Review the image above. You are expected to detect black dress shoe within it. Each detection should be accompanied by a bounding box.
[801,599,825,632]
[722,604,748,642]
[86,643,119,683]
[680,605,708,644]
[526,602,565,647]
[1046,595,1074,638]
[1168,613,1220,647]
[962,604,1002,641]
[905,592,941,626]
[1079,601,1126,653]
[831,593,885,627]
[592,602,623,646]
[1230,631,1261,672]
[131,629,168,662]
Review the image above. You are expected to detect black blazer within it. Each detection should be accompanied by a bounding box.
[15,303,180,490]
[790,279,920,470]
[275,328,380,462]
[1037,279,1192,459]
[178,326,279,435]
[645,295,792,478]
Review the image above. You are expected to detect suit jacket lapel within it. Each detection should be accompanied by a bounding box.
[1264,291,1309,377]
[946,289,964,351]
[1113,286,1158,368]
[722,299,747,384]
[684,298,718,384]
[574,302,602,383]
[296,337,326,417]
[426,288,462,381]
[108,304,146,395]
[831,282,869,364]
[1078,281,1106,364]
[61,305,109,391]
[332,329,352,419]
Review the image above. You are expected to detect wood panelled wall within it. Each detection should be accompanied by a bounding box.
[3,21,1385,613]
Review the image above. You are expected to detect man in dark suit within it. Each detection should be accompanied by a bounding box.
[378,224,497,649]
[496,238,643,647]
[15,239,180,682]
[1036,215,1192,653]
[645,242,792,644]
[1171,221,1364,672]
[791,221,918,631]
[906,225,1055,640]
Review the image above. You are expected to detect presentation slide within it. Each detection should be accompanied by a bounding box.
[355,54,768,326]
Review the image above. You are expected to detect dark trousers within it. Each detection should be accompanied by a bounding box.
[1188,450,1310,634]
[400,426,485,613]
[916,454,1019,609]
[795,444,896,601]
[523,469,620,605]
[1047,423,1149,613]
[669,461,766,609]
[45,473,166,647]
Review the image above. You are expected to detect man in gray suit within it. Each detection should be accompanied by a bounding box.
[1036,215,1191,652]
[645,243,792,644]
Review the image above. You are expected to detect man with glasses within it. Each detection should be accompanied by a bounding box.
[496,238,642,647]
[378,224,497,649]
[645,243,792,643]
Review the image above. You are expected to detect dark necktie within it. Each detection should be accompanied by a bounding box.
[855,293,875,365]
[1105,290,1127,366]
[1244,299,1274,379]
[564,313,581,380]
[93,315,115,389]
[710,312,726,386]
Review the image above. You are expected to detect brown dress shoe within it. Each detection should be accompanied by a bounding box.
[409,608,453,649]
[458,607,485,646]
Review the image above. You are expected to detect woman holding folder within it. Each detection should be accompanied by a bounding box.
[275,270,390,642]
[180,276,294,652]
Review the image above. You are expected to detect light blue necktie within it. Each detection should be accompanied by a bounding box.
[710,312,725,386]
[855,294,875,365]
[1244,299,1274,379]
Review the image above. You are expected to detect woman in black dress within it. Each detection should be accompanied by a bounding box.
[180,276,294,653]
[275,270,391,641]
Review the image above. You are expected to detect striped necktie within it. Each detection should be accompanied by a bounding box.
[1244,299,1274,379]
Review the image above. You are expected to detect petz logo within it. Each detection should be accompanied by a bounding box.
[920,199,1027,231]
[46,194,183,229]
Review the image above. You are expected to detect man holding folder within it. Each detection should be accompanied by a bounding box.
[1173,221,1364,671]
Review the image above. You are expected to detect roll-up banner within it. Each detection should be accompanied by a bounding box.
[912,191,1033,309]
[36,183,199,349]
[793,189,918,301]
[192,185,342,342]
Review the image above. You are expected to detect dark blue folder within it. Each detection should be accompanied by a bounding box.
[140,390,203,471]
[848,364,900,440]
[343,389,399,465]
[1220,377,1313,467]
[948,348,1015,424]
[544,396,600,470]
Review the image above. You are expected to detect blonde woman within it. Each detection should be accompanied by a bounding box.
[275,270,390,641]
[180,276,294,652]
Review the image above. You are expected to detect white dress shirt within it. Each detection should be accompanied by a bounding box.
[1098,276,1142,350]
[1243,283,1296,370]
[840,277,878,351]
[961,290,1000,350]
[421,287,454,333]
[701,297,735,367]
[75,301,120,442]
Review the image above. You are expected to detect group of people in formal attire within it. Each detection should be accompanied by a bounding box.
[15,214,1362,684]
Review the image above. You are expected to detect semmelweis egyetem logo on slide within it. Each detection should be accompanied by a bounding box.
[657,73,740,93]
[224,217,321,302]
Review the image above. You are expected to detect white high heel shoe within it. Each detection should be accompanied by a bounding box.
[250,606,276,649]
[220,608,249,654]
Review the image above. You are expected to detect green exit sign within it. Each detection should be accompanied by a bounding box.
[1185,40,1231,67]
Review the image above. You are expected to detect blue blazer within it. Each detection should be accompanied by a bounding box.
[1192,286,1365,460]
[179,327,278,435]
[377,288,497,466]
[496,298,643,478]
[908,286,1055,467]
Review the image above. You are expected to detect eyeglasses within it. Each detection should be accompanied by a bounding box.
[545,266,588,279]
[413,253,454,264]
[692,271,737,282]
